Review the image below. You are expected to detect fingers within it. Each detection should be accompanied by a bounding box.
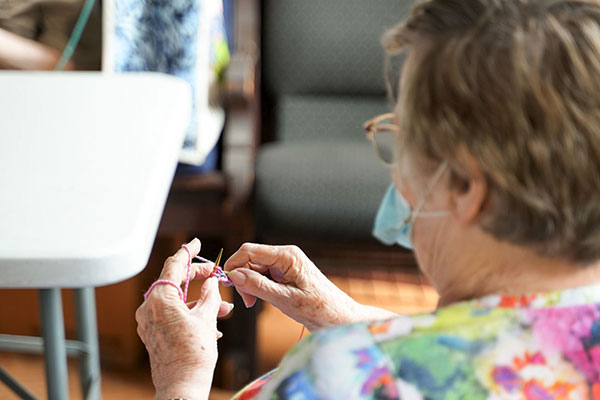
[217,301,234,317]
[223,243,280,271]
[187,300,234,318]
[235,287,257,308]
[191,262,214,280]
[190,282,229,342]
[159,238,201,284]
[224,243,307,284]
[191,278,222,320]
[228,268,289,307]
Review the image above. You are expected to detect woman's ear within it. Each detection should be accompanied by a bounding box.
[451,150,488,224]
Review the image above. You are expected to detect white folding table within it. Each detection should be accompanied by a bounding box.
[0,72,191,400]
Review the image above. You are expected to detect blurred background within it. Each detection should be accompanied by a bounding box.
[0,0,438,398]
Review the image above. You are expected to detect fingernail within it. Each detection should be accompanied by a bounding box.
[242,297,251,308]
[217,330,223,339]
[228,270,246,285]
[227,302,235,311]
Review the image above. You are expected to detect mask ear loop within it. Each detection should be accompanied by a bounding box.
[404,161,449,224]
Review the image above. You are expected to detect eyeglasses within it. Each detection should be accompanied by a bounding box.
[363,113,400,165]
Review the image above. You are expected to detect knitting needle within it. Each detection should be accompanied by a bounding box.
[214,248,224,271]
[193,250,229,276]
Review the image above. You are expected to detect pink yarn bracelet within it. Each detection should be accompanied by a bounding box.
[144,244,193,303]
[144,280,184,301]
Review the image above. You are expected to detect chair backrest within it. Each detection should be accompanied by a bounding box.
[261,0,415,142]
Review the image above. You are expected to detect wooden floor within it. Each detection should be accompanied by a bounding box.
[0,352,235,400]
[0,272,437,399]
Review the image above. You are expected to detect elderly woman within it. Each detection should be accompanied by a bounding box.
[136,0,600,398]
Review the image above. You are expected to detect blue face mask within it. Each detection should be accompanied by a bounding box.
[373,163,449,249]
[373,185,414,248]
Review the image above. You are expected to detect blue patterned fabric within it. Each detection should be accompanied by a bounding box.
[114,0,200,149]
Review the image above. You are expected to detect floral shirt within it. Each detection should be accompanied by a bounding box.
[233,283,600,399]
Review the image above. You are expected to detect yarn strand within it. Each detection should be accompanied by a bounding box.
[144,280,184,301]
[298,325,306,342]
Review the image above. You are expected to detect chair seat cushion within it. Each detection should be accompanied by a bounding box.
[255,141,391,242]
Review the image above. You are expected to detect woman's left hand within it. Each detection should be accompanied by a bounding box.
[135,238,234,400]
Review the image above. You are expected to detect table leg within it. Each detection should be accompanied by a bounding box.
[74,287,101,400]
[39,288,69,400]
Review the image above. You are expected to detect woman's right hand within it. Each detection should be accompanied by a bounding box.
[224,243,360,331]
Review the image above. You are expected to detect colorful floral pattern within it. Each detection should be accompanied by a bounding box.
[233,283,600,399]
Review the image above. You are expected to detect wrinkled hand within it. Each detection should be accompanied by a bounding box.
[135,239,234,400]
[224,243,360,331]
